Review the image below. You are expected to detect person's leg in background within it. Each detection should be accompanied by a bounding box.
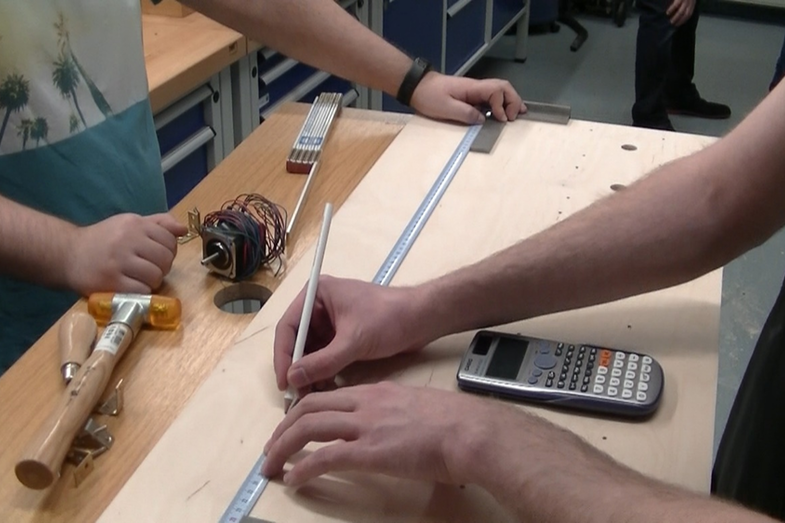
[633,0,677,130]
[664,0,730,119]
[632,0,730,130]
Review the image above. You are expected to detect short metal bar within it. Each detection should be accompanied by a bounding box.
[518,101,571,125]
[153,85,212,130]
[160,127,215,173]
[260,57,298,86]
[286,161,321,241]
[447,0,474,18]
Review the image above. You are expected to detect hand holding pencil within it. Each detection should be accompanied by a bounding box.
[283,203,334,412]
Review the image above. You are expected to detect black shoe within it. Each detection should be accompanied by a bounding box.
[633,119,675,132]
[666,97,731,120]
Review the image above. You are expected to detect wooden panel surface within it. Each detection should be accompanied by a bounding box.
[142,13,244,114]
[0,105,407,523]
[100,117,720,522]
[141,0,194,17]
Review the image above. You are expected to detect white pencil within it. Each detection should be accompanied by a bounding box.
[284,202,333,412]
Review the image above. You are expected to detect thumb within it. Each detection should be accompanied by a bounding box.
[287,335,357,389]
[150,213,188,236]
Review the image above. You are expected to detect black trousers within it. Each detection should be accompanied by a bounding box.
[632,0,700,126]
[713,275,785,519]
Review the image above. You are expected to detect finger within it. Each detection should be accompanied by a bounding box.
[123,256,165,290]
[143,221,179,255]
[666,0,679,16]
[263,411,359,477]
[273,287,308,390]
[673,5,687,25]
[501,85,525,121]
[486,90,508,122]
[150,213,188,237]
[447,98,485,125]
[287,333,362,390]
[116,274,153,295]
[265,389,358,455]
[283,442,367,486]
[134,235,176,274]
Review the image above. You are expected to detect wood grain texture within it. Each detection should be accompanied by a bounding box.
[100,118,721,522]
[0,105,406,523]
[142,13,245,114]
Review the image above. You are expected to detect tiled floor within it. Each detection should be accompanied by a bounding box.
[469,11,785,457]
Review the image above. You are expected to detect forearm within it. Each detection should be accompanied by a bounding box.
[454,408,776,523]
[183,0,411,96]
[412,83,785,342]
[0,194,75,288]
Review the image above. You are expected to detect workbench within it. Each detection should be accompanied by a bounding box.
[0,104,408,523]
[0,99,720,521]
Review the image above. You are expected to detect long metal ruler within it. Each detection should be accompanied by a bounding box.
[219,102,570,523]
[373,123,482,285]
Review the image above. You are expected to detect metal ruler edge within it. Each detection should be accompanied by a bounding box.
[219,123,481,522]
[373,123,482,285]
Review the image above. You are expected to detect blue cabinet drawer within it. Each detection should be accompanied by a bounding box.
[257,51,354,118]
[156,103,212,208]
[446,0,487,74]
[493,0,525,36]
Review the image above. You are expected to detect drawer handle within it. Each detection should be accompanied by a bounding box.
[160,126,216,173]
[260,58,299,86]
[153,85,213,131]
[447,0,474,18]
[261,70,331,120]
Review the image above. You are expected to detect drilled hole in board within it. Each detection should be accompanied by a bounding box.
[610,184,626,192]
[621,144,637,151]
[214,283,272,314]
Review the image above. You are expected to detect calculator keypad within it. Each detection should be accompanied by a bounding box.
[535,343,654,403]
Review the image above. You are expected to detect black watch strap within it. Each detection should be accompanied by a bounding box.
[396,57,433,107]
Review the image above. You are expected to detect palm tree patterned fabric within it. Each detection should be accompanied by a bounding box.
[0,0,168,374]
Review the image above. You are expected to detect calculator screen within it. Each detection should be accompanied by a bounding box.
[485,337,528,380]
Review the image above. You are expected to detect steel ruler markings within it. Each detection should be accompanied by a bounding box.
[220,105,571,522]
[373,123,482,286]
[219,454,269,523]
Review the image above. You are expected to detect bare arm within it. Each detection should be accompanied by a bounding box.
[466,402,778,523]
[0,193,185,294]
[414,80,785,342]
[0,194,75,288]
[180,0,525,123]
[182,0,410,96]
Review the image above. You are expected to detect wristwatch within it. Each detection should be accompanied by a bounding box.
[396,57,433,107]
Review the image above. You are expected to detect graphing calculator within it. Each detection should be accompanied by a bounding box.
[457,330,664,417]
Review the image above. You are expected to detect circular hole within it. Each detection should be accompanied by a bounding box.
[214,283,272,314]
[610,184,626,192]
[621,144,637,151]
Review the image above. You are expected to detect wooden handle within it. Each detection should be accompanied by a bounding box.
[58,313,97,381]
[15,323,133,489]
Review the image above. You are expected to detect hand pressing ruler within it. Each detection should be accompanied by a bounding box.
[218,100,570,523]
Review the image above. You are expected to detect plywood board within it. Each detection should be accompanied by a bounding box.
[100,117,719,522]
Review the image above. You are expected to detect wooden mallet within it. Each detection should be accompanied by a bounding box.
[15,293,181,489]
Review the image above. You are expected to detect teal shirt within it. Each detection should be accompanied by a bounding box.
[0,1,167,372]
